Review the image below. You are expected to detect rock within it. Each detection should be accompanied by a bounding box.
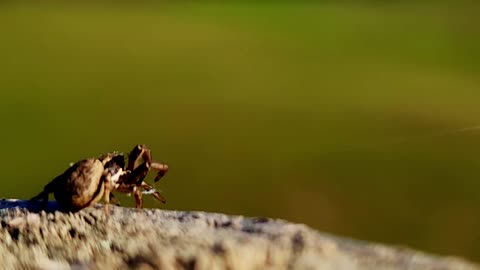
[0,199,477,270]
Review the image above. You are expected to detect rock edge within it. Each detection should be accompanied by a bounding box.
[0,199,478,270]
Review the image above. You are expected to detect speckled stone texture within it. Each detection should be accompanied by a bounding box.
[0,199,478,270]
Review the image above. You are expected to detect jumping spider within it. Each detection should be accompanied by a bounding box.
[31,144,168,212]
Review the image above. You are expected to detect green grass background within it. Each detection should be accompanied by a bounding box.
[1,1,480,261]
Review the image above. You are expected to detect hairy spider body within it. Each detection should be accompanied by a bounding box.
[31,145,168,212]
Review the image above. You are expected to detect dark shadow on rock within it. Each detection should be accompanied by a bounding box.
[0,199,65,213]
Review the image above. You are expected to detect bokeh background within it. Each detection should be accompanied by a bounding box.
[1,0,480,262]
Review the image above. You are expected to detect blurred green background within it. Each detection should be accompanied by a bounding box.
[1,0,480,261]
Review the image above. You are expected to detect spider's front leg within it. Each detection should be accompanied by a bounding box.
[120,155,149,208]
[127,161,168,185]
[151,162,169,183]
[125,144,152,185]
[125,144,169,208]
[141,181,166,204]
[127,144,169,184]
[127,144,151,171]
[131,181,166,208]
[125,164,150,208]
[129,161,168,206]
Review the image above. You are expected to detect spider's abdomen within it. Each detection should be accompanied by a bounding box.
[53,159,105,211]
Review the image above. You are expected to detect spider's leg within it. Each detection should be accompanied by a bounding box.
[109,193,121,206]
[151,162,168,182]
[141,181,166,204]
[127,144,151,171]
[134,187,143,208]
[30,190,49,209]
[141,146,152,165]
[124,145,167,207]
[30,175,63,209]
[127,162,149,185]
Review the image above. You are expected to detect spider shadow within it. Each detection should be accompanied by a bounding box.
[0,199,67,213]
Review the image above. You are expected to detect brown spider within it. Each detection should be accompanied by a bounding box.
[31,144,168,212]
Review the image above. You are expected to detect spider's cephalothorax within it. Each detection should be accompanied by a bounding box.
[31,144,168,212]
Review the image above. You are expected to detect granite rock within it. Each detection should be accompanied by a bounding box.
[0,199,477,270]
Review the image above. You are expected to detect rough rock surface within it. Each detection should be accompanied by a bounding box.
[0,199,478,270]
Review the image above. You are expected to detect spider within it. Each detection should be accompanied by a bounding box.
[31,144,168,212]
